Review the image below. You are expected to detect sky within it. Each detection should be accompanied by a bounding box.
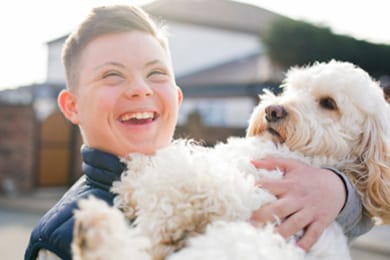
[0,0,388,90]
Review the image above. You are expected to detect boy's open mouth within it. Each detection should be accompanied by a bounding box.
[119,111,158,125]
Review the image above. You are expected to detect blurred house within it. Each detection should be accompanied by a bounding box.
[0,0,285,192]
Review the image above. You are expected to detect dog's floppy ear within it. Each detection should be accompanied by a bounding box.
[349,113,390,224]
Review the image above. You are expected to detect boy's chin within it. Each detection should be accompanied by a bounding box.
[121,144,165,157]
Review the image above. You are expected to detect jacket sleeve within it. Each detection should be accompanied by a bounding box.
[325,167,374,241]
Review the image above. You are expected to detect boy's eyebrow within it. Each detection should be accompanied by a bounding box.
[93,60,165,70]
[145,59,165,67]
[93,61,125,71]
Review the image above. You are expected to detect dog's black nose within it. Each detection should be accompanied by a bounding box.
[265,105,287,122]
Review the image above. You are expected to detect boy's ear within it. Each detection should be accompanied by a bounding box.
[176,86,183,106]
[57,89,80,124]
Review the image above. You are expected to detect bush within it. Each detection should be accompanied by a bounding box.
[262,18,390,77]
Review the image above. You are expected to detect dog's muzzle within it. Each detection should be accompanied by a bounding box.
[265,105,287,122]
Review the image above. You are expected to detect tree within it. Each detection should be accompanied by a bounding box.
[262,18,390,77]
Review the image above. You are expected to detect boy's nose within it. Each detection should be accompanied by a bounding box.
[125,80,153,98]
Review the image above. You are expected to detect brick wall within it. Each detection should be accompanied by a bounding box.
[0,104,36,194]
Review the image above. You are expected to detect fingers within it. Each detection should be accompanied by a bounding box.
[252,157,287,171]
[252,156,300,171]
[275,210,312,240]
[296,221,325,251]
[250,198,299,225]
[251,205,326,252]
[256,178,289,197]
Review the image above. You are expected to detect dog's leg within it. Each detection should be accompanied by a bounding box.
[72,196,151,260]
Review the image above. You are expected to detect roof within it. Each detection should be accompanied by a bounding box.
[177,53,263,85]
[46,35,68,45]
[0,83,64,105]
[144,0,285,34]
[180,82,280,98]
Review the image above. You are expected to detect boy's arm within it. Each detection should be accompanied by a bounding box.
[327,167,374,240]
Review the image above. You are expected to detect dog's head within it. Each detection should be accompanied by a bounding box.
[247,60,390,223]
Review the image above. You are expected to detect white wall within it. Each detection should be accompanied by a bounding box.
[167,22,261,77]
[46,41,66,84]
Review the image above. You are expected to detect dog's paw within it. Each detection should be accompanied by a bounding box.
[72,196,151,260]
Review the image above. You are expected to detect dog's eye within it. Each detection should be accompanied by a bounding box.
[319,97,337,110]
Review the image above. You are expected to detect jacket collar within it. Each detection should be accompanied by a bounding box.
[81,145,126,191]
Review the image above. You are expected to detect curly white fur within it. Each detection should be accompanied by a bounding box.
[169,221,305,260]
[72,60,390,259]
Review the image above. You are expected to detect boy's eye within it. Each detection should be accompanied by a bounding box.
[147,70,169,81]
[103,71,122,78]
[102,71,124,85]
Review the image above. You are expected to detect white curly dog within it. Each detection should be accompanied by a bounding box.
[72,60,390,260]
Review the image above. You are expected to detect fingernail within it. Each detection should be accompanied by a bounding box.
[249,219,263,228]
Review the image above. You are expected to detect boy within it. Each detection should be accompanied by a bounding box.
[25,5,182,260]
[25,4,371,260]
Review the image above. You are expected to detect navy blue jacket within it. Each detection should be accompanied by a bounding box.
[25,146,126,260]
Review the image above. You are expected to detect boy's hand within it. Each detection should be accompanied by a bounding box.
[250,157,346,251]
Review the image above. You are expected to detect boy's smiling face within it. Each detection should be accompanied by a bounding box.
[59,31,182,156]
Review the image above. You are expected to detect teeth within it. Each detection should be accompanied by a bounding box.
[120,112,154,122]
